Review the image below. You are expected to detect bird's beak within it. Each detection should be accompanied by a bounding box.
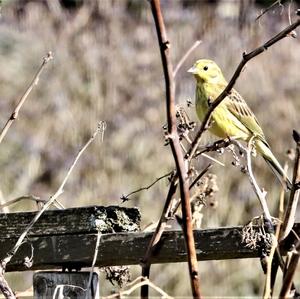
[187,66,197,74]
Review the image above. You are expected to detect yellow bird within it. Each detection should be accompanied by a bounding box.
[188,59,291,189]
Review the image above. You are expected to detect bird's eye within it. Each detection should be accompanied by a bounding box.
[203,66,208,71]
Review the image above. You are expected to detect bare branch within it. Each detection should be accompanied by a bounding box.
[0,264,15,299]
[173,40,202,78]
[187,16,300,161]
[1,122,106,269]
[104,276,173,299]
[0,195,64,210]
[141,176,178,282]
[280,130,300,241]
[279,242,300,298]
[149,0,201,297]
[121,171,174,202]
[85,224,102,299]
[231,138,272,222]
[256,0,286,21]
[0,52,53,145]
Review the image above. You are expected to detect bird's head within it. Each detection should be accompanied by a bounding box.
[188,59,226,84]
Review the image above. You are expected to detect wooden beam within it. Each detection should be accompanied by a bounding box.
[0,206,298,271]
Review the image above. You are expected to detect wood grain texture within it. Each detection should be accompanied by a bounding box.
[0,206,298,272]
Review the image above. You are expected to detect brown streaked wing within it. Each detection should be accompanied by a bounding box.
[225,89,266,141]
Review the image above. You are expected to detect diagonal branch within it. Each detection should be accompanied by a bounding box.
[173,40,202,78]
[121,171,174,202]
[1,122,106,270]
[0,52,53,145]
[148,0,201,298]
[279,130,300,241]
[186,16,300,161]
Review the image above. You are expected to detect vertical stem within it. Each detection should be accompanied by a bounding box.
[149,0,201,298]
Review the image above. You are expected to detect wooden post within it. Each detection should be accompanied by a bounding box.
[33,272,99,298]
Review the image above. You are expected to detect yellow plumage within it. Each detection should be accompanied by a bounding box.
[188,59,291,189]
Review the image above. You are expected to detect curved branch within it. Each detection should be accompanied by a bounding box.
[187,16,300,161]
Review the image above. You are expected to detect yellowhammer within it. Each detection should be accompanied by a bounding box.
[188,59,291,189]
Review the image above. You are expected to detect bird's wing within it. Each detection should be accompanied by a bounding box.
[224,89,267,142]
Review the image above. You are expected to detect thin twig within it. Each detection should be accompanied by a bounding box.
[172,164,212,214]
[186,16,300,162]
[231,138,272,222]
[0,195,64,210]
[141,163,211,297]
[263,234,278,299]
[141,176,178,297]
[270,166,287,294]
[1,122,106,269]
[104,277,173,299]
[279,241,300,298]
[189,164,212,190]
[121,171,174,202]
[85,225,102,299]
[149,1,201,297]
[280,130,300,241]
[173,40,202,78]
[0,52,53,145]
[0,264,15,299]
[256,0,286,21]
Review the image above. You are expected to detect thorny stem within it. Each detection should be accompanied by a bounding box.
[148,0,201,298]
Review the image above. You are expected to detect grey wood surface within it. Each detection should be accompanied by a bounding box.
[0,206,298,272]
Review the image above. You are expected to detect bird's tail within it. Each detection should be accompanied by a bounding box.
[256,139,292,191]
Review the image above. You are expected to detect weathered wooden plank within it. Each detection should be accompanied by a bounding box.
[0,206,141,237]
[33,272,99,298]
[3,224,299,272]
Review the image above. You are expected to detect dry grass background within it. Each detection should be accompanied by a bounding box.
[0,0,299,297]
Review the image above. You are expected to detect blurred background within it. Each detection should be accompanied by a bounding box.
[0,0,299,297]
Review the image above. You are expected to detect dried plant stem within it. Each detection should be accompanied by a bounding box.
[232,138,272,221]
[0,52,53,145]
[279,130,300,241]
[149,0,201,297]
[0,195,64,210]
[121,171,174,201]
[270,172,287,294]
[256,0,286,21]
[279,241,300,298]
[187,17,300,162]
[85,228,101,299]
[263,234,277,299]
[1,122,105,270]
[141,163,211,297]
[104,276,172,299]
[0,266,15,299]
[141,177,178,296]
[172,164,212,213]
[173,40,202,78]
